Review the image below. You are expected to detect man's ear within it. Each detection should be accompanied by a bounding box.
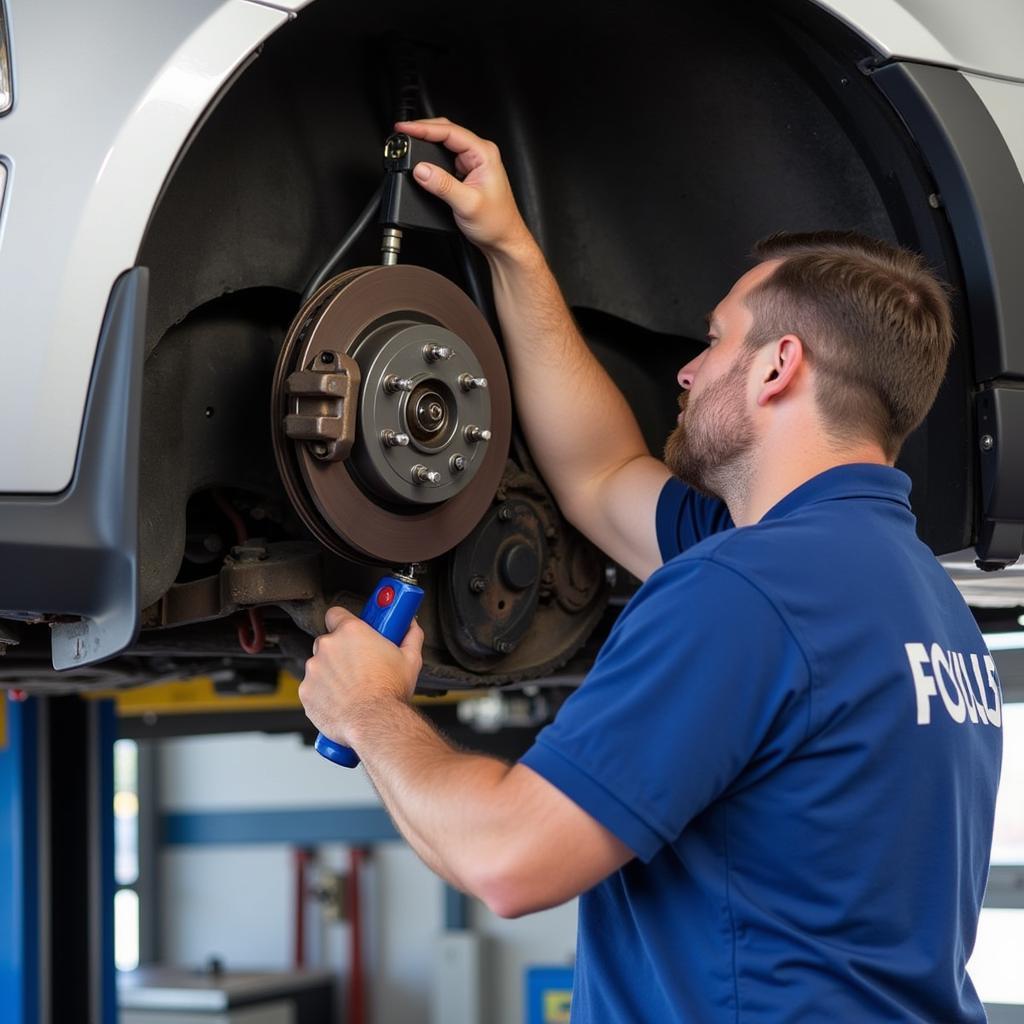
[756,334,803,407]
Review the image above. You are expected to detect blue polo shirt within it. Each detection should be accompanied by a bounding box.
[520,464,1002,1023]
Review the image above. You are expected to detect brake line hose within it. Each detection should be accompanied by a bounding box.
[301,183,383,304]
[213,490,267,655]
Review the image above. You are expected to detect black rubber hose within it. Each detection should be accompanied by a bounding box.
[301,182,383,304]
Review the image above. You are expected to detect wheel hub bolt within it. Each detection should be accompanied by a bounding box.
[412,464,442,485]
[423,344,454,363]
[493,639,516,655]
[450,453,467,473]
[464,425,492,443]
[459,374,488,392]
[381,430,411,448]
[384,375,416,394]
[497,503,515,522]
[469,574,487,594]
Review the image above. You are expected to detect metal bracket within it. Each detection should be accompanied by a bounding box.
[974,384,1024,570]
[141,542,322,629]
[284,351,360,462]
[0,620,19,656]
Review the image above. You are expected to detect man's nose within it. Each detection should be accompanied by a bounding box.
[677,354,702,391]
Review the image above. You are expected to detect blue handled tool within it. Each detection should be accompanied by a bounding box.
[314,569,424,768]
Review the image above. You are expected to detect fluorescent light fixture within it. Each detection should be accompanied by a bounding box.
[0,3,11,115]
[982,631,1024,652]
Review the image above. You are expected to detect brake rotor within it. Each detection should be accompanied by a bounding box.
[272,265,512,563]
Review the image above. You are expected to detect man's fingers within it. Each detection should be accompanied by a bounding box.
[325,605,354,632]
[400,618,425,672]
[400,618,424,652]
[454,149,486,177]
[412,162,478,217]
[394,118,487,158]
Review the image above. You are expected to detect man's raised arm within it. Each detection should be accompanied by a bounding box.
[397,117,671,581]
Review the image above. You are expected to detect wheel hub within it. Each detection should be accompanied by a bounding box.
[271,265,512,562]
[352,322,490,507]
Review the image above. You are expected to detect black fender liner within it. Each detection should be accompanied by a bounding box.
[871,62,1024,566]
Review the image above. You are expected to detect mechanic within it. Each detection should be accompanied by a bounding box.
[298,118,1002,1022]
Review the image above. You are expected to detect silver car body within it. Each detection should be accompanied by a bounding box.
[0,0,1023,675]
[0,0,1020,493]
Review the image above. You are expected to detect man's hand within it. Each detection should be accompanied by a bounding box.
[395,117,534,257]
[298,608,634,917]
[298,607,424,749]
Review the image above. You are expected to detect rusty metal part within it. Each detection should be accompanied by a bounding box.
[446,498,546,661]
[271,265,512,563]
[141,542,321,630]
[552,527,605,614]
[283,351,360,462]
[438,462,608,675]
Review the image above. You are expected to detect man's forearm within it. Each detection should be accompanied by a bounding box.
[349,698,513,893]
[485,240,651,520]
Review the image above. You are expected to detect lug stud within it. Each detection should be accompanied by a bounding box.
[381,430,411,448]
[459,373,488,392]
[423,344,454,363]
[469,575,487,594]
[384,375,415,394]
[412,464,442,485]
[450,453,467,473]
[464,425,492,443]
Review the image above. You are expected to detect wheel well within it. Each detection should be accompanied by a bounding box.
[139,0,973,553]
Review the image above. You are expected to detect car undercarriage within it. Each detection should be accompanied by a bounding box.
[2,0,1014,692]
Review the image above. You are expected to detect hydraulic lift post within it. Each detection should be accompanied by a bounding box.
[0,694,117,1024]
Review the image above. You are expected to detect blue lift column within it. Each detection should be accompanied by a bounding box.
[0,694,117,1024]
[0,695,41,1023]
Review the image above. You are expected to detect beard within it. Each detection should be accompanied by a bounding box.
[663,350,756,501]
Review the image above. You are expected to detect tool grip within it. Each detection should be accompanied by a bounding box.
[315,576,424,768]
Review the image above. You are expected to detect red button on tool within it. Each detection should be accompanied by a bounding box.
[377,585,396,608]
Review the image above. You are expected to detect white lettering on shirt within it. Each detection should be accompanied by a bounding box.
[905,643,1001,727]
[951,651,979,724]
[930,644,966,723]
[970,653,994,724]
[957,652,988,725]
[906,643,937,724]
[985,655,1002,728]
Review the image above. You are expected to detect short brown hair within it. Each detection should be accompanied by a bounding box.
[744,231,954,459]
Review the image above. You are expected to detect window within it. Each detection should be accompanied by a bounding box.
[113,738,140,972]
[968,702,1024,1010]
